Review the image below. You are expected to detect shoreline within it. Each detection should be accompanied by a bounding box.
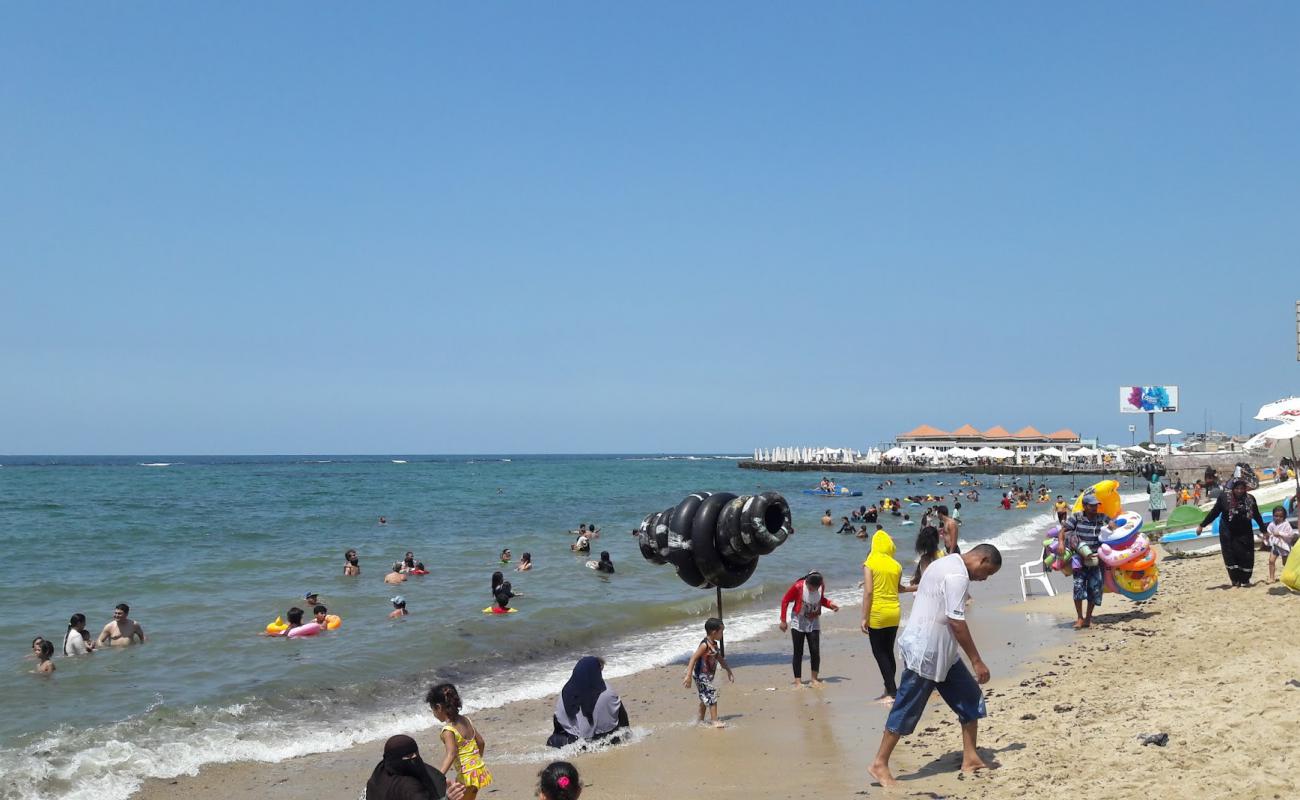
[136,545,1073,800]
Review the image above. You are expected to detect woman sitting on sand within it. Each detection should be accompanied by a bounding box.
[547,656,630,748]
[365,734,466,800]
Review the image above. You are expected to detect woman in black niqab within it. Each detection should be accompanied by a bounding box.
[365,734,449,800]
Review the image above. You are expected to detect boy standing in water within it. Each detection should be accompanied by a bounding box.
[683,618,733,728]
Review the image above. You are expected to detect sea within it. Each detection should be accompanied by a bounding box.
[0,455,1127,800]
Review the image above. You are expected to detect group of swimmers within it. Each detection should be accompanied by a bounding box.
[28,604,147,674]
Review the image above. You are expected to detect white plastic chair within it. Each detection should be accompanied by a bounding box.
[1019,559,1056,601]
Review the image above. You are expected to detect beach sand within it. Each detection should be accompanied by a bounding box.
[137,533,1300,800]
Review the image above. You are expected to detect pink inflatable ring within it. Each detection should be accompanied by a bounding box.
[1099,533,1149,568]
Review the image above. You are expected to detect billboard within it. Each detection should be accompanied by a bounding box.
[1120,385,1178,414]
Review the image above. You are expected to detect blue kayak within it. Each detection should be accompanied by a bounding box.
[803,488,863,497]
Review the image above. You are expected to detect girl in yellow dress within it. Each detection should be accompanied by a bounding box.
[427,683,493,798]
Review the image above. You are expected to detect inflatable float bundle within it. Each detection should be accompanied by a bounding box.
[637,491,791,589]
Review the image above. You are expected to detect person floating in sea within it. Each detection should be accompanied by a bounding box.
[378,516,388,525]
[778,571,839,688]
[867,544,1003,787]
[34,639,55,674]
[428,683,493,800]
[98,603,146,647]
[683,617,733,727]
[344,549,361,576]
[499,548,512,565]
[312,604,331,628]
[63,613,95,656]
[389,596,409,619]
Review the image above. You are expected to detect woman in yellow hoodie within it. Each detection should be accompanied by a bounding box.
[861,529,915,704]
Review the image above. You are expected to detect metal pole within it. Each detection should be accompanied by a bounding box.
[716,585,725,659]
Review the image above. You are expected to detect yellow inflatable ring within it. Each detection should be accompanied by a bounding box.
[325,614,342,630]
[1113,566,1158,594]
[1071,480,1123,519]
[266,616,288,635]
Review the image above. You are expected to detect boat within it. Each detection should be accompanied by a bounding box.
[802,488,863,497]
[1159,529,1221,558]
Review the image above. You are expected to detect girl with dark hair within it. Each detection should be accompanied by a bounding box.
[490,572,504,594]
[778,571,840,687]
[344,549,361,576]
[427,683,492,799]
[537,761,581,800]
[912,525,943,586]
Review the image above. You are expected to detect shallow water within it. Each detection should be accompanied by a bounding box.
[0,455,1121,800]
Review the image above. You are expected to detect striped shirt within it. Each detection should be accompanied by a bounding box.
[1062,511,1112,549]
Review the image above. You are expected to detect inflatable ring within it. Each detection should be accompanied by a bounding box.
[266,616,288,635]
[1113,566,1158,594]
[1123,548,1157,572]
[1116,582,1157,602]
[740,492,791,556]
[409,569,429,576]
[717,496,759,565]
[653,506,674,558]
[1101,512,1143,549]
[637,512,668,565]
[1103,568,1118,594]
[287,622,323,638]
[1099,533,1149,568]
[1072,480,1123,519]
[325,614,342,631]
[666,492,710,588]
[482,607,517,614]
[690,492,738,587]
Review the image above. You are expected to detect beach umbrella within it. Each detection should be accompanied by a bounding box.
[1255,397,1300,422]
[1253,418,1300,497]
[1039,446,1063,458]
[1155,427,1182,453]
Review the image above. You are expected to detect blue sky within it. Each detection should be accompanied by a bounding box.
[2,3,1297,454]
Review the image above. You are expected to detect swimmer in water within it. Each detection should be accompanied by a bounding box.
[379,516,388,525]
[344,549,361,576]
[35,639,55,674]
[30,636,46,660]
[516,552,532,572]
[594,551,615,574]
[97,603,146,647]
[389,596,408,619]
[500,548,512,565]
[384,563,407,585]
[304,592,321,607]
[403,552,417,573]
[312,605,330,627]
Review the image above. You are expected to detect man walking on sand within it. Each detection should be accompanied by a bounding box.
[867,544,1002,787]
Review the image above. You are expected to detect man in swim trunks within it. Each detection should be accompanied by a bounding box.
[97,603,146,647]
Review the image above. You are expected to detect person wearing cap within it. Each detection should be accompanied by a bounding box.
[389,596,408,619]
[304,592,320,607]
[1057,492,1117,629]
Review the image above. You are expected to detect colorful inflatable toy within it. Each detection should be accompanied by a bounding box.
[1071,480,1123,519]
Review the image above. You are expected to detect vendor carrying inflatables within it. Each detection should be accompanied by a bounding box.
[1058,490,1117,630]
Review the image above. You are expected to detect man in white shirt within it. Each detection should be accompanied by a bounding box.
[868,544,1002,787]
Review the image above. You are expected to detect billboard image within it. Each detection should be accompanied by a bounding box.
[1120,385,1178,414]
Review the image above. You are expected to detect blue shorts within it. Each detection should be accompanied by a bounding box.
[885,661,986,736]
[1072,565,1104,605]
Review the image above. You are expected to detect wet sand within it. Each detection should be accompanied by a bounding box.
[136,557,1069,800]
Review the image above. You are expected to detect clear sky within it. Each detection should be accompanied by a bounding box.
[2,3,1297,454]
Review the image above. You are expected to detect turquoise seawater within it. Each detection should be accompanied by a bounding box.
[0,455,1116,800]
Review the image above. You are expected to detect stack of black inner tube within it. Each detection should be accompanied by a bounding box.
[636,491,791,589]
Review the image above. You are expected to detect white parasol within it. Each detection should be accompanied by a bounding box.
[1252,418,1300,496]
[1255,397,1300,422]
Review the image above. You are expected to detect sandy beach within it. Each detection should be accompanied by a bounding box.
[136,518,1300,800]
